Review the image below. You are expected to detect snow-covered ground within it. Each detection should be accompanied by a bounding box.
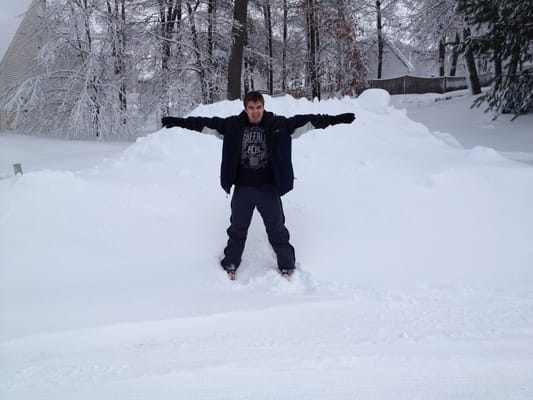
[1,90,533,399]
[391,89,533,164]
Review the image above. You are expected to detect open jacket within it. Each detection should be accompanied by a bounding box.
[177,110,336,196]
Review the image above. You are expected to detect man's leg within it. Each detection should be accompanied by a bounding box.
[221,186,255,269]
[256,186,295,271]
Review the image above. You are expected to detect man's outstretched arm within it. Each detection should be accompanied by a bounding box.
[161,116,227,138]
[286,113,355,138]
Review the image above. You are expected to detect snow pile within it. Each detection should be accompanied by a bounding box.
[2,89,533,336]
[107,90,533,289]
[1,90,533,399]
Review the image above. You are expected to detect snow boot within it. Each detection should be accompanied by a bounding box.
[279,268,294,279]
[221,261,238,281]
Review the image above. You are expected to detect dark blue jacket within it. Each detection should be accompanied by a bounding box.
[177,110,336,196]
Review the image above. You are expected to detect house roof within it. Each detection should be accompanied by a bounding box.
[383,38,415,73]
[0,0,34,63]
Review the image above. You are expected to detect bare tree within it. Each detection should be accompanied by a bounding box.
[438,36,446,76]
[263,0,274,95]
[449,32,460,76]
[227,0,249,100]
[158,0,182,115]
[106,0,128,121]
[376,0,384,79]
[4,0,117,137]
[304,0,320,99]
[281,0,288,92]
[186,1,211,103]
[405,0,466,76]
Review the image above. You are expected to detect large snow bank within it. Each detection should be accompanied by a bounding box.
[2,90,533,400]
[1,90,532,341]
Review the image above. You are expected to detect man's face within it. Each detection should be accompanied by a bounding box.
[245,100,264,124]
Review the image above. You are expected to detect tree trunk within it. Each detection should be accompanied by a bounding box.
[187,2,210,103]
[117,0,127,116]
[507,44,521,81]
[463,28,481,95]
[106,0,126,117]
[159,1,181,115]
[449,32,459,76]
[264,2,273,95]
[306,0,320,99]
[227,0,248,100]
[376,0,384,79]
[281,0,288,93]
[243,56,255,93]
[81,0,100,136]
[243,58,250,94]
[494,47,502,89]
[207,0,216,100]
[438,36,446,77]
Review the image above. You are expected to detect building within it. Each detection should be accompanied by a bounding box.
[364,37,468,80]
[0,0,45,131]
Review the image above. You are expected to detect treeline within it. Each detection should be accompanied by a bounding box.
[3,0,532,137]
[407,0,532,118]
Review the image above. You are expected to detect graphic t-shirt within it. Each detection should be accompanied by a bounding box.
[236,124,274,186]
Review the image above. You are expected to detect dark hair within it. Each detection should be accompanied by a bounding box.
[243,91,264,107]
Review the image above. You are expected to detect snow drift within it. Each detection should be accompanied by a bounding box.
[1,90,533,399]
[1,89,533,339]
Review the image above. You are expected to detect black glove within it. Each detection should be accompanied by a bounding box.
[330,113,355,125]
[161,116,185,128]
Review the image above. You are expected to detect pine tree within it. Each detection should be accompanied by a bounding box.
[457,0,533,117]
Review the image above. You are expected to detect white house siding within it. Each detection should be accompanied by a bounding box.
[0,0,44,131]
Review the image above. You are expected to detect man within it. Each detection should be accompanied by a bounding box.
[161,91,355,280]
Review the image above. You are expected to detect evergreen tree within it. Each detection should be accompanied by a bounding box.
[457,0,533,117]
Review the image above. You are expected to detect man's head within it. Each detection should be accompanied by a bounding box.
[243,91,265,124]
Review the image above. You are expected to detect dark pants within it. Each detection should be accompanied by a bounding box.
[222,185,295,270]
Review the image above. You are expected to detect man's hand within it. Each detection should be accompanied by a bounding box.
[331,113,355,125]
[161,116,184,128]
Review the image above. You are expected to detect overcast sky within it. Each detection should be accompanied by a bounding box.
[0,0,34,61]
